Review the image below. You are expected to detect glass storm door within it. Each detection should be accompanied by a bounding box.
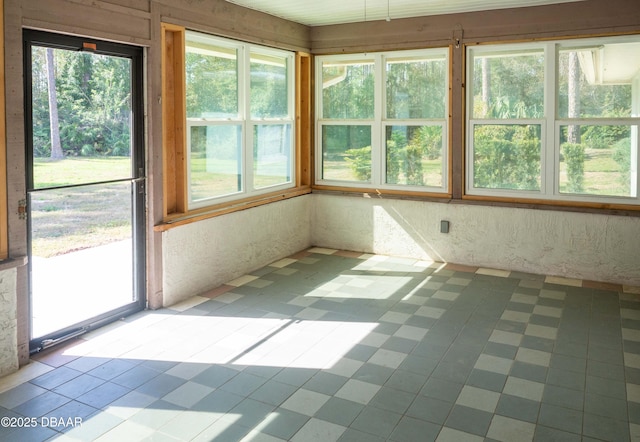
[24,30,145,352]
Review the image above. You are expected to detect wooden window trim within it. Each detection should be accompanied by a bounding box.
[0,0,7,260]
[158,24,311,230]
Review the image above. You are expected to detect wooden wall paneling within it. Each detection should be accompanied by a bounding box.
[161,24,187,217]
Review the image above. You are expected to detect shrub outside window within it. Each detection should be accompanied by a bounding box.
[185,31,295,209]
[467,36,640,205]
[316,49,449,193]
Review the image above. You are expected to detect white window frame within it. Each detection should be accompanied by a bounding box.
[466,37,640,205]
[185,31,296,210]
[315,48,450,193]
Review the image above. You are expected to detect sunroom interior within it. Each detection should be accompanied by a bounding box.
[0,0,638,439]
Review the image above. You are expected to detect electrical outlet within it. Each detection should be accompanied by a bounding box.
[440,220,450,233]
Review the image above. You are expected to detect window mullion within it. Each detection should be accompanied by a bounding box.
[545,42,556,197]
[242,45,252,193]
[372,54,384,186]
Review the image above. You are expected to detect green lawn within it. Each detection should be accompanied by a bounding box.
[31,157,133,257]
[559,148,629,196]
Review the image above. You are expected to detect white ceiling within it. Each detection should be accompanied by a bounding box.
[225,0,585,26]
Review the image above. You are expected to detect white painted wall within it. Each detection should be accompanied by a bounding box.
[0,268,18,376]
[312,193,640,286]
[162,195,312,306]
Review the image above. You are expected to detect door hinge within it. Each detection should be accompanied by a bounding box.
[18,199,27,220]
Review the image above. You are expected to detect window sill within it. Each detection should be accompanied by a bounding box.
[0,256,28,271]
[462,194,640,216]
[155,186,311,231]
[311,185,452,202]
[310,187,640,216]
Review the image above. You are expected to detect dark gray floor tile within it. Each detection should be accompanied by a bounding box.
[229,398,275,428]
[0,383,46,409]
[338,427,386,442]
[420,378,463,403]
[550,354,586,374]
[444,404,492,437]
[369,386,415,414]
[584,393,628,419]
[495,394,540,423]
[272,367,317,387]
[2,423,59,442]
[86,359,137,381]
[467,369,507,392]
[406,394,452,425]
[13,391,71,417]
[431,361,473,384]
[314,397,363,426]
[585,375,626,399]
[546,367,585,391]
[76,381,130,409]
[218,372,267,397]
[398,354,439,377]
[191,365,239,388]
[629,401,640,424]
[31,366,82,389]
[510,361,547,383]
[542,384,584,411]
[382,336,417,354]
[344,344,378,362]
[136,373,186,398]
[140,360,180,373]
[483,342,518,360]
[538,403,582,434]
[521,335,555,352]
[303,372,348,396]
[582,413,630,441]
[193,389,243,413]
[52,374,105,399]
[249,379,297,406]
[384,369,428,394]
[588,343,624,365]
[533,425,581,442]
[111,365,162,389]
[260,408,309,440]
[350,405,402,439]
[388,415,440,442]
[352,363,394,386]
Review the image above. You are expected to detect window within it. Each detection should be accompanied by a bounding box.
[467,36,640,205]
[184,31,295,209]
[316,49,449,194]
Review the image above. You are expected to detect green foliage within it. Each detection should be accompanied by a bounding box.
[385,133,403,184]
[582,116,630,149]
[474,125,540,190]
[613,137,631,185]
[31,48,132,159]
[344,146,372,181]
[561,143,585,193]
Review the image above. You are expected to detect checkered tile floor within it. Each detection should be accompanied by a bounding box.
[1,247,640,441]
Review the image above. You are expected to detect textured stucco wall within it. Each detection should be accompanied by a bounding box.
[162,195,312,306]
[0,269,18,376]
[312,194,640,286]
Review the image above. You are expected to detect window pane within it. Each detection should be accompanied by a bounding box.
[251,52,289,119]
[472,50,544,119]
[473,124,542,190]
[254,124,292,189]
[322,60,374,119]
[559,124,636,196]
[189,125,242,202]
[386,125,443,187]
[386,55,446,119]
[321,125,372,182]
[186,36,238,119]
[558,42,640,118]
